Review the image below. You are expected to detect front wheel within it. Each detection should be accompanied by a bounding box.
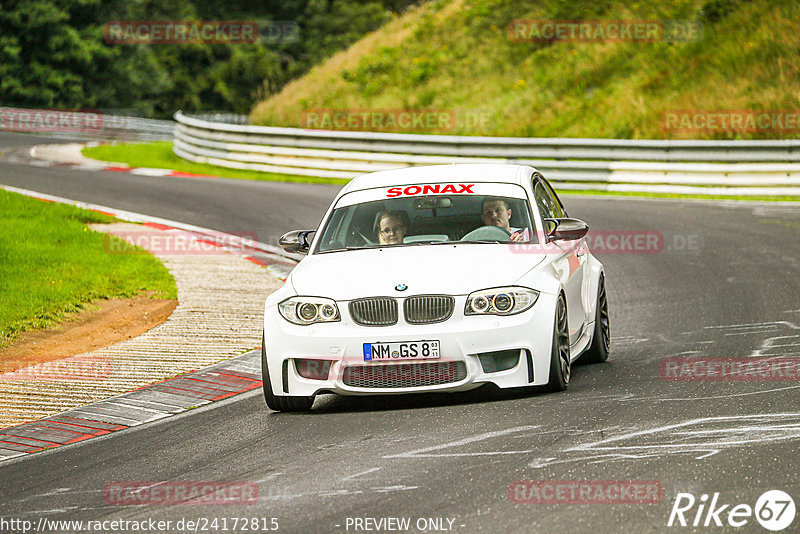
[578,274,610,364]
[546,294,570,392]
[261,332,314,412]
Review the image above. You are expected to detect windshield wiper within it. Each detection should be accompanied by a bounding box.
[320,246,370,253]
[449,239,504,244]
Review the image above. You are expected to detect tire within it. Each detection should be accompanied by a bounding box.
[546,294,570,392]
[261,332,314,412]
[578,274,610,364]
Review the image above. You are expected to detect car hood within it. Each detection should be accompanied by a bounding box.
[289,244,546,300]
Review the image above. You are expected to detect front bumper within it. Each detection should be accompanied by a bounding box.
[263,293,557,397]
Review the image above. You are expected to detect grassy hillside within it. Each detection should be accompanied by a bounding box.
[250,0,800,139]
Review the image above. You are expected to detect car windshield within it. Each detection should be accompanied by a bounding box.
[315,182,537,252]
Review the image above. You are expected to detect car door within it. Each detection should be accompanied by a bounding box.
[533,178,589,345]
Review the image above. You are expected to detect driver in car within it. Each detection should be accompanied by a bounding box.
[377,210,410,245]
[481,197,526,242]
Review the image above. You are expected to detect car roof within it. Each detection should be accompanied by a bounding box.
[340,164,536,194]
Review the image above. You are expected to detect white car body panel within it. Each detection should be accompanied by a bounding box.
[288,245,547,300]
[262,164,605,403]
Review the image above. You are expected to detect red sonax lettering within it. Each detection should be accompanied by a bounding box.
[385,183,476,198]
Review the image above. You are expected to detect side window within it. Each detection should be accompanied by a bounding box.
[317,207,349,251]
[542,180,566,218]
[534,181,561,220]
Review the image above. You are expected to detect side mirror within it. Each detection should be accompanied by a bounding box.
[279,229,316,254]
[544,218,589,242]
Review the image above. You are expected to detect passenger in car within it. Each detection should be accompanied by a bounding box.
[480,197,526,242]
[377,210,410,245]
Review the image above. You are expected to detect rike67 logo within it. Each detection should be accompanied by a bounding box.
[668,490,795,531]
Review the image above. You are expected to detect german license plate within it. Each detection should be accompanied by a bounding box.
[363,340,440,362]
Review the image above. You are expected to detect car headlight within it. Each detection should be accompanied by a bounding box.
[465,287,539,316]
[279,296,340,325]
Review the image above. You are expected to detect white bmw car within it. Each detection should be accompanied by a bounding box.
[261,164,609,411]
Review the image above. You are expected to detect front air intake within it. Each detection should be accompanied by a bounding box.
[342,362,467,388]
[477,349,521,373]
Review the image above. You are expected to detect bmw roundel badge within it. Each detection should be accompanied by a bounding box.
[395,283,408,291]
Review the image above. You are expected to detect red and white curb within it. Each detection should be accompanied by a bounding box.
[28,160,223,180]
[0,350,262,461]
[25,142,226,180]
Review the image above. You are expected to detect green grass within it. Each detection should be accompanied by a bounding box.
[251,0,800,140]
[0,190,177,347]
[82,142,349,185]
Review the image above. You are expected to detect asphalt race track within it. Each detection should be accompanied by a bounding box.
[2,132,800,533]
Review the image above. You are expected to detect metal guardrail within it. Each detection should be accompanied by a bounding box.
[97,115,174,141]
[173,111,800,196]
[0,107,174,142]
[184,112,248,125]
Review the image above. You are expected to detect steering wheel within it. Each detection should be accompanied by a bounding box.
[350,226,376,246]
[461,225,511,242]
